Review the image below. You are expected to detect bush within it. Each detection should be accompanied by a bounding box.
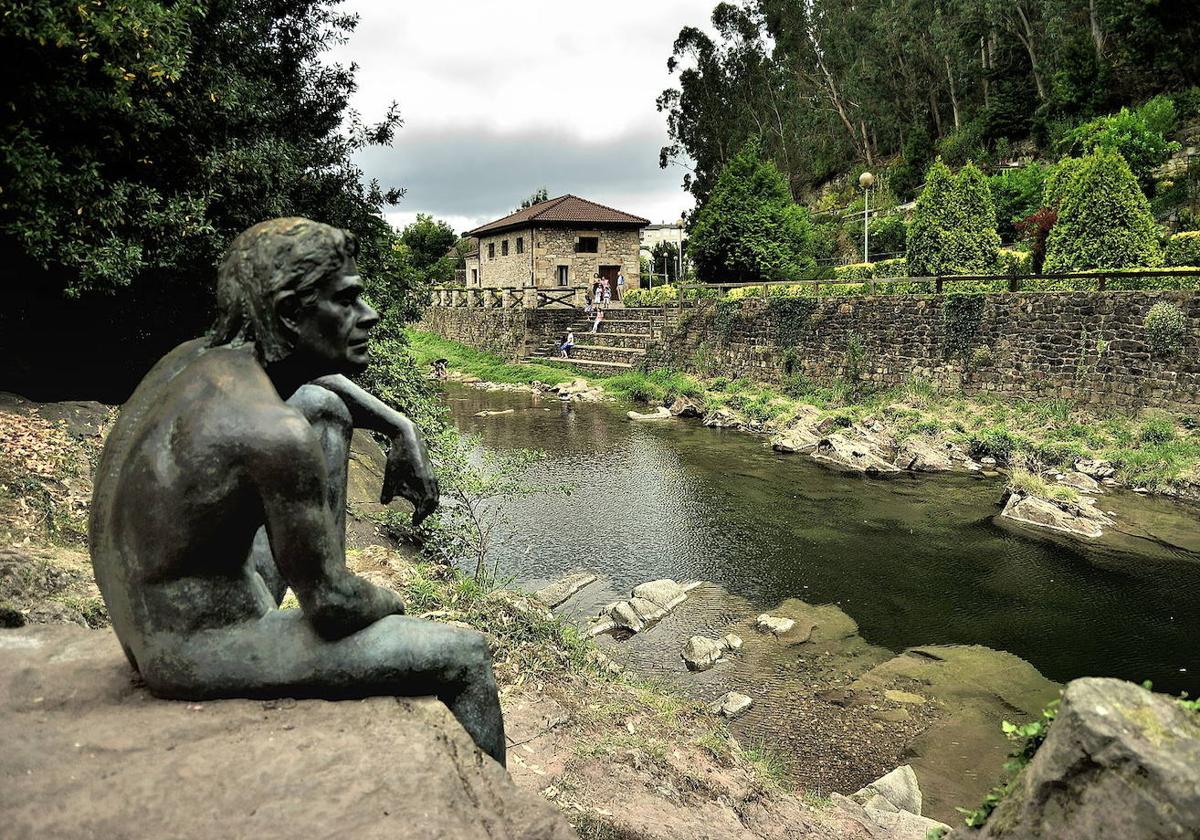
[1166,232,1200,267]
[623,284,679,307]
[969,426,1020,464]
[1138,416,1177,445]
[1064,96,1181,189]
[989,163,1050,241]
[688,138,816,282]
[873,258,909,279]
[1143,302,1187,355]
[868,214,908,259]
[907,159,1000,276]
[995,249,1032,275]
[834,262,874,281]
[1043,156,1086,210]
[1043,148,1163,271]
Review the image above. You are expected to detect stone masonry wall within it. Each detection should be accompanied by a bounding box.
[532,227,641,290]
[648,291,1200,413]
[473,226,642,290]
[414,307,577,361]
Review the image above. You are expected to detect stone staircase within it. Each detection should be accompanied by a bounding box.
[526,306,663,371]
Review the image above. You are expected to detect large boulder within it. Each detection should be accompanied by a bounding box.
[587,579,700,637]
[627,406,672,421]
[0,625,575,840]
[893,436,957,472]
[681,635,727,671]
[950,677,1200,840]
[772,424,820,454]
[534,571,597,608]
[668,396,703,418]
[999,490,1113,539]
[812,434,901,475]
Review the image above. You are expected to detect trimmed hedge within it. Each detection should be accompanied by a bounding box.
[1166,232,1200,267]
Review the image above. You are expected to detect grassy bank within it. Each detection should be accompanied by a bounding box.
[409,329,1200,494]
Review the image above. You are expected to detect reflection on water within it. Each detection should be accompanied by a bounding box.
[443,384,1200,697]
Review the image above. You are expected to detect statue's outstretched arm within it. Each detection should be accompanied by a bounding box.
[312,374,440,525]
[255,410,405,638]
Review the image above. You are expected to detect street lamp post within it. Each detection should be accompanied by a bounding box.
[859,171,875,263]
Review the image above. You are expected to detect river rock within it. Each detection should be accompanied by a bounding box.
[771,424,820,454]
[533,571,598,608]
[1074,457,1116,479]
[0,625,574,840]
[702,408,744,429]
[1058,471,1102,494]
[681,636,726,671]
[627,406,672,421]
[755,614,796,635]
[948,677,1200,840]
[851,765,924,815]
[812,434,901,475]
[473,408,515,417]
[721,633,743,652]
[893,436,956,472]
[833,792,950,840]
[668,396,703,418]
[587,579,700,637]
[708,691,753,718]
[999,490,1113,539]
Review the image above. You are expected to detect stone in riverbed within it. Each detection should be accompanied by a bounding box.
[1074,457,1115,479]
[755,613,796,635]
[702,408,744,429]
[681,636,726,671]
[533,571,597,608]
[668,396,703,418]
[771,424,820,454]
[947,677,1200,840]
[999,490,1113,538]
[681,634,743,671]
[884,689,926,705]
[586,579,700,637]
[708,691,753,718]
[833,764,951,840]
[893,436,956,472]
[1058,470,1102,494]
[627,406,672,421]
[812,433,901,475]
[851,764,923,815]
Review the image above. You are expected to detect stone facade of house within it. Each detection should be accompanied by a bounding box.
[466,226,641,290]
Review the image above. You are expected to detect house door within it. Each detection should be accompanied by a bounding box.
[599,265,620,296]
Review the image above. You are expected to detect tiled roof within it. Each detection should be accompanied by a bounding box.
[465,195,650,236]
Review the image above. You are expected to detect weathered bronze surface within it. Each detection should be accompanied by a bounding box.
[90,218,505,765]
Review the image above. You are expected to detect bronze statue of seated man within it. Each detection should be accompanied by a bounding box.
[89,217,505,765]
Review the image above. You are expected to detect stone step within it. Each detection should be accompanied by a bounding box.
[525,355,634,370]
[571,332,653,349]
[565,345,647,363]
[570,320,654,335]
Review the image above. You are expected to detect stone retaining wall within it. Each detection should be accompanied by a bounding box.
[647,291,1200,413]
[414,307,575,360]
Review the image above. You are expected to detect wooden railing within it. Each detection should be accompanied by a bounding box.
[427,285,588,309]
[677,268,1200,305]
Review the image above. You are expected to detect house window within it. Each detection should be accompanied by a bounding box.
[575,236,599,253]
[557,266,569,287]
[516,236,524,254]
[470,268,478,285]
[501,239,509,256]
[487,243,495,259]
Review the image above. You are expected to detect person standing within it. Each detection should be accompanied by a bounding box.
[590,307,604,334]
[601,283,611,306]
[616,270,626,301]
[560,330,575,358]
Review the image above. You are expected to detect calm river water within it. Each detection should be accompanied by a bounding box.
[444,383,1200,698]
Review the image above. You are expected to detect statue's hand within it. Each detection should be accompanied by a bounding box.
[381,426,440,527]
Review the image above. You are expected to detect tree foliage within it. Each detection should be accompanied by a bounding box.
[907,160,1000,275]
[1044,148,1162,271]
[1,0,408,399]
[1064,95,1181,188]
[659,0,1200,206]
[687,140,815,282]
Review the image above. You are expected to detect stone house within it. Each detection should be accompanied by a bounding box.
[462,195,647,297]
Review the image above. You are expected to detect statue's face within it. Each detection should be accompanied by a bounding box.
[289,254,379,375]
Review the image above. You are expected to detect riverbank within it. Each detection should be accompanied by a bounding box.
[407,329,1200,504]
[0,390,953,839]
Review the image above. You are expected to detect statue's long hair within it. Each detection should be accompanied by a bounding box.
[208,218,359,362]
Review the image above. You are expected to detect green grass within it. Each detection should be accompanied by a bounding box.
[602,369,705,405]
[406,330,579,386]
[1008,468,1079,503]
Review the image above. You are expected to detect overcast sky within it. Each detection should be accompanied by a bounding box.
[326,0,715,235]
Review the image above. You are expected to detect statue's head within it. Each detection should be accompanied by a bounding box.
[209,217,379,374]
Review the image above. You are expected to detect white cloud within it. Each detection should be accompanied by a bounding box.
[327,0,713,231]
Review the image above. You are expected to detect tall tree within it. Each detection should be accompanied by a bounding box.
[1,0,407,399]
[687,139,815,282]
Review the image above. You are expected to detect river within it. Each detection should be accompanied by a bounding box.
[440,381,1200,817]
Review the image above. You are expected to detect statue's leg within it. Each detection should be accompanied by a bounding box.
[141,611,506,765]
[248,383,352,603]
